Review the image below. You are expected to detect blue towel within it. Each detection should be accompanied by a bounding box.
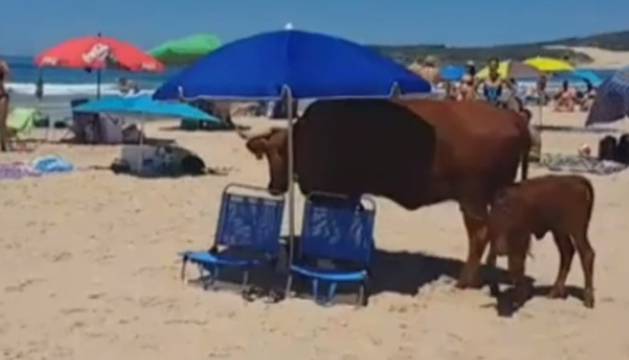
[32,156,74,174]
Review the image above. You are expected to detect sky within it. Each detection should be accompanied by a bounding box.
[1,0,628,55]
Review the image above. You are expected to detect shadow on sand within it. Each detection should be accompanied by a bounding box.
[493,283,589,317]
[181,245,558,316]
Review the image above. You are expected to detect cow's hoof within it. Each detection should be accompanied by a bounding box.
[456,273,483,289]
[584,291,595,309]
[548,286,568,299]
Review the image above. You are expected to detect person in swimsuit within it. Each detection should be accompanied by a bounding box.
[554,80,576,112]
[0,59,10,152]
[579,81,597,112]
[457,74,477,101]
[480,58,508,107]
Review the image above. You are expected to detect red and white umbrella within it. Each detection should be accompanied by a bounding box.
[36,33,164,97]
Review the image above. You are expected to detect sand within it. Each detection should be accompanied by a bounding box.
[548,45,629,69]
[1,109,629,360]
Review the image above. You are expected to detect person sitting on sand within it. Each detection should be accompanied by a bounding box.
[554,80,577,112]
[579,82,597,112]
[0,59,10,152]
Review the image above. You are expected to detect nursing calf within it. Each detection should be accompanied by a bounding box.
[486,175,595,309]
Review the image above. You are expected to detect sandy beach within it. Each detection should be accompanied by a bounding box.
[1,109,629,360]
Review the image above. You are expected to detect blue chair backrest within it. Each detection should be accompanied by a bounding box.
[300,194,376,267]
[214,187,285,255]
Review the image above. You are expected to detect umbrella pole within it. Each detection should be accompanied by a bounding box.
[139,118,145,174]
[538,101,544,128]
[96,69,102,99]
[286,90,296,267]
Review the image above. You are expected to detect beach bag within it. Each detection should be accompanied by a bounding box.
[615,134,629,165]
[598,135,617,161]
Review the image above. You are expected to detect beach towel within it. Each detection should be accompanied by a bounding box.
[0,163,41,180]
[539,153,627,176]
[32,155,74,174]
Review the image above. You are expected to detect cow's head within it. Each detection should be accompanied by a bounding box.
[487,187,529,256]
[237,127,289,194]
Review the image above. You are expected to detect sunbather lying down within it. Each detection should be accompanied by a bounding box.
[92,158,234,177]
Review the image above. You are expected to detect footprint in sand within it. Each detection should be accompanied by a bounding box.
[4,278,45,293]
[60,308,88,315]
[50,251,73,262]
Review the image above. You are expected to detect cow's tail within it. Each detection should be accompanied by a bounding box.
[583,177,595,223]
[520,140,530,181]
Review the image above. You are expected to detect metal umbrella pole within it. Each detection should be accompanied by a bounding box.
[96,69,102,99]
[285,86,296,266]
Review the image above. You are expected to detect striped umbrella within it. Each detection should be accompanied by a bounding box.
[585,67,629,126]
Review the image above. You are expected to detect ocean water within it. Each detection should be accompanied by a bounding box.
[3,55,181,119]
[1,55,619,120]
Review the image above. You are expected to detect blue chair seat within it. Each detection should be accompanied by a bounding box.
[182,251,267,269]
[290,264,367,282]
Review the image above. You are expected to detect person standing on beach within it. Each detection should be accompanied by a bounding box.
[409,55,441,86]
[0,59,10,152]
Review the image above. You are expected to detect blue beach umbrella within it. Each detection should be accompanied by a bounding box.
[153,28,431,260]
[75,95,218,121]
[153,29,431,101]
[440,65,466,82]
[586,67,629,126]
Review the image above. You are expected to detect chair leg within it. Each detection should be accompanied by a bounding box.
[312,279,319,303]
[285,274,293,299]
[212,266,220,290]
[180,258,188,284]
[326,282,338,306]
[357,283,365,308]
[241,270,250,293]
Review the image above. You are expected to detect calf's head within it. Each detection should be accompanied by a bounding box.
[487,187,530,256]
[238,127,289,194]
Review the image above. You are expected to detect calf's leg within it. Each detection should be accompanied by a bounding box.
[549,232,575,299]
[457,204,489,289]
[572,233,595,308]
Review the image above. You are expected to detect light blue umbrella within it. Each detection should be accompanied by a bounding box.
[556,69,604,88]
[75,95,218,122]
[440,65,465,82]
[76,95,219,172]
[586,67,629,126]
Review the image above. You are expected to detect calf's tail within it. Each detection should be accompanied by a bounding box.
[583,177,595,222]
[520,144,529,181]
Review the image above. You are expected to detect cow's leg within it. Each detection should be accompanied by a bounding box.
[508,246,529,308]
[485,244,500,297]
[457,202,489,289]
[548,232,574,299]
[572,232,595,308]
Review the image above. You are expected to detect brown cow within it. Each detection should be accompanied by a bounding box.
[486,174,595,309]
[239,99,530,289]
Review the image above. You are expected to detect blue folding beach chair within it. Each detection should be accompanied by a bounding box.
[180,184,285,292]
[286,193,376,306]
